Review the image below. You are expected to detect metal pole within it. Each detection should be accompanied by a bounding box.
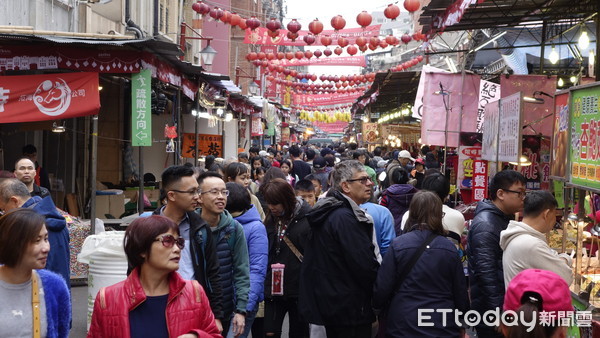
[90,115,98,234]
[71,118,77,193]
[138,147,144,214]
[540,21,547,73]
[194,115,199,165]
[454,52,468,204]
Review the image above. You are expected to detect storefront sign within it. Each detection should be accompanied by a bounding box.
[131,70,152,146]
[251,117,263,136]
[182,133,223,158]
[481,100,500,161]
[550,91,569,180]
[569,83,600,190]
[477,80,501,133]
[270,56,366,67]
[458,145,482,189]
[245,25,381,46]
[363,123,380,143]
[0,72,100,123]
[281,127,290,143]
[498,92,522,163]
[472,160,488,201]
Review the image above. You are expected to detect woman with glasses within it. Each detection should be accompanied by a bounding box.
[0,209,71,338]
[260,178,311,338]
[88,215,221,338]
[373,191,469,337]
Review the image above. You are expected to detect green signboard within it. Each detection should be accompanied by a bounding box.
[131,69,151,146]
[569,83,600,190]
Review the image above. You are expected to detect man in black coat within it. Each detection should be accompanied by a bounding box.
[467,170,526,337]
[289,145,312,181]
[300,160,379,338]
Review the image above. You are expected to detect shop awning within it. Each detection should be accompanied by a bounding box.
[352,71,421,114]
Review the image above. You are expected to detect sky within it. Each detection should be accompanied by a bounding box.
[284,0,409,76]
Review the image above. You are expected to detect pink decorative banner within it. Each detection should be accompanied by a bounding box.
[244,25,382,46]
[270,56,366,67]
[313,121,348,133]
[292,92,361,107]
[500,74,556,137]
[420,72,480,147]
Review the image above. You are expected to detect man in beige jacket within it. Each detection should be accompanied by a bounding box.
[500,190,573,286]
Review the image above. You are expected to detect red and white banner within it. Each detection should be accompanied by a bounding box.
[313,121,348,134]
[0,72,100,123]
[472,160,488,201]
[244,25,381,46]
[270,56,366,67]
[292,92,361,107]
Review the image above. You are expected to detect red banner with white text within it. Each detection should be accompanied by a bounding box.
[270,56,366,67]
[292,92,361,107]
[0,72,100,123]
[245,25,382,46]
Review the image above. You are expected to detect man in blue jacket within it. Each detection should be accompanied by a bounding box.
[467,170,526,337]
[0,178,70,285]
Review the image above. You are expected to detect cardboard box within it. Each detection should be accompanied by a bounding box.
[95,194,125,218]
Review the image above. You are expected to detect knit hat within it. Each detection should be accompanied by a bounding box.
[504,269,572,314]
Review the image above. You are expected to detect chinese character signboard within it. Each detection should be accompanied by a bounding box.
[477,80,501,133]
[472,160,488,201]
[363,123,380,144]
[550,91,569,180]
[182,133,223,158]
[458,145,482,189]
[519,136,543,190]
[251,117,263,136]
[569,83,600,190]
[498,92,522,163]
[481,100,500,161]
[131,69,151,146]
[0,72,99,123]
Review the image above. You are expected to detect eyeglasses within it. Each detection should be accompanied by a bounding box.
[503,189,527,199]
[346,176,372,185]
[200,189,230,197]
[155,234,185,249]
[170,188,201,196]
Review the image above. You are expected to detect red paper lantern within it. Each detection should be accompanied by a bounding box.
[303,33,316,45]
[323,48,332,57]
[369,37,380,46]
[230,13,241,26]
[257,52,266,60]
[238,19,247,30]
[385,34,397,45]
[209,7,224,20]
[330,15,346,31]
[333,76,340,82]
[276,52,285,60]
[276,65,284,73]
[266,18,281,32]
[266,53,276,60]
[246,52,258,61]
[319,75,327,81]
[295,51,305,59]
[356,36,368,47]
[337,37,349,48]
[320,35,332,46]
[261,60,268,67]
[313,50,323,58]
[283,69,291,75]
[356,11,372,28]
[417,55,424,62]
[380,41,389,48]
[252,60,261,67]
[285,52,294,60]
[192,2,210,15]
[368,44,378,51]
[220,10,231,23]
[304,50,314,59]
[346,45,358,55]
[309,19,324,35]
[335,82,342,88]
[290,70,298,77]
[287,19,302,33]
[340,75,347,82]
[310,74,317,81]
[327,75,335,81]
[404,34,415,45]
[404,0,421,12]
[268,64,276,71]
[246,16,261,30]
[359,44,368,52]
[384,4,401,20]
[267,75,275,81]
[287,32,299,41]
[334,46,343,55]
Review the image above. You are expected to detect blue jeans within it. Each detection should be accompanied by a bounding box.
[226,309,257,338]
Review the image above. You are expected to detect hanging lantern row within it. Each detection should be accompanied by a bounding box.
[389,55,425,72]
[270,77,370,93]
[299,110,353,123]
[191,1,421,34]
[253,62,378,84]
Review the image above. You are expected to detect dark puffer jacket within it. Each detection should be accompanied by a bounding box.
[380,184,418,235]
[299,191,379,326]
[467,199,514,317]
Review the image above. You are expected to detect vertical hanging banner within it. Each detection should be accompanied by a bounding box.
[131,69,151,146]
[497,92,522,163]
[569,83,600,190]
[477,80,501,133]
[472,160,488,201]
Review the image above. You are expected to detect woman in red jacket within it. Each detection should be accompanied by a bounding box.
[88,216,221,338]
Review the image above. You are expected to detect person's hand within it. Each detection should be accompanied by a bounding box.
[230,313,246,336]
[215,319,223,333]
[177,334,198,338]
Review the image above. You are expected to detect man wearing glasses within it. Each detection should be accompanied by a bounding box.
[197,172,250,338]
[467,169,526,338]
[154,165,225,332]
[300,160,380,338]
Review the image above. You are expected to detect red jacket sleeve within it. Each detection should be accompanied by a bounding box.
[189,282,222,338]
